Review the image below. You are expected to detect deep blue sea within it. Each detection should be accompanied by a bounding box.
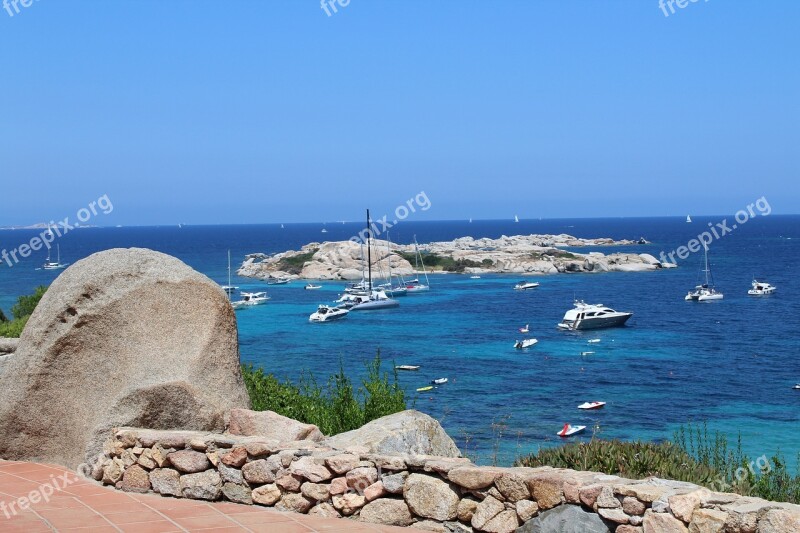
[2,216,799,466]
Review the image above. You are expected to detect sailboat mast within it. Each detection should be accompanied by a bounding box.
[414,235,430,286]
[228,249,232,288]
[366,209,372,292]
[704,244,710,286]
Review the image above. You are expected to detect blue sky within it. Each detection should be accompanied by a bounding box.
[1,1,798,225]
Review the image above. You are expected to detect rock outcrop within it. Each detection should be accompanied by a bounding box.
[324,410,461,457]
[0,337,18,354]
[227,409,325,442]
[0,248,250,469]
[238,234,670,280]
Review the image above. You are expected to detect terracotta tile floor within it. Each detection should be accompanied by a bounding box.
[0,461,407,532]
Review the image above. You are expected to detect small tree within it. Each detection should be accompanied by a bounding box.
[11,286,47,320]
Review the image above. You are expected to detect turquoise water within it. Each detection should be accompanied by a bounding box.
[1,216,799,465]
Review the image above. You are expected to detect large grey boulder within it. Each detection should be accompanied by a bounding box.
[516,505,612,533]
[324,410,460,457]
[0,248,250,469]
[0,337,18,354]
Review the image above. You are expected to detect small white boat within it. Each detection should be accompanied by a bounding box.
[748,280,776,296]
[305,284,322,290]
[321,228,328,233]
[515,215,520,223]
[587,339,601,344]
[793,384,800,390]
[42,244,68,270]
[432,378,448,385]
[514,339,538,349]
[232,292,270,308]
[470,275,481,279]
[519,324,530,333]
[557,424,586,437]
[577,401,606,410]
[581,351,595,356]
[268,277,291,285]
[686,215,692,223]
[309,304,348,322]
[514,281,540,291]
[221,250,239,294]
[395,365,420,371]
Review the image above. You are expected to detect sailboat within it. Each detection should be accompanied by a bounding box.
[379,232,407,297]
[221,250,239,295]
[43,244,68,270]
[405,235,430,293]
[686,215,692,223]
[514,215,520,223]
[685,244,723,301]
[350,210,400,311]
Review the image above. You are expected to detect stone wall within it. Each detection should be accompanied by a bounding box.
[91,427,800,533]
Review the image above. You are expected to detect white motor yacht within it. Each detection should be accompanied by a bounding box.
[232,292,270,308]
[748,279,776,296]
[309,304,348,322]
[514,281,539,290]
[557,300,632,330]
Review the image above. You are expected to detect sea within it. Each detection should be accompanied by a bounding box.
[1,216,799,467]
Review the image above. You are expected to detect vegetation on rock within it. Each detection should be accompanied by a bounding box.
[241,351,408,436]
[0,285,47,338]
[275,249,318,274]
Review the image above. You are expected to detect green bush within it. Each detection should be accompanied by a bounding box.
[241,351,408,436]
[276,249,318,275]
[0,286,47,338]
[516,423,800,504]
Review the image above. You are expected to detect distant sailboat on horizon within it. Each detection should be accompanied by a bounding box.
[686,215,692,223]
[514,214,520,223]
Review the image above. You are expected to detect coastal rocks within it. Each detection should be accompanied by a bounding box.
[360,498,415,526]
[180,470,222,500]
[227,409,325,442]
[405,474,460,521]
[168,450,211,473]
[516,504,612,532]
[0,337,18,354]
[325,410,461,457]
[0,248,250,469]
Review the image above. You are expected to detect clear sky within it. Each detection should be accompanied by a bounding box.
[1,1,798,225]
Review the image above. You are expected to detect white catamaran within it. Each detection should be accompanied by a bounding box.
[685,244,723,301]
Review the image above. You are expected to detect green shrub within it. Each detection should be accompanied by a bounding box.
[0,286,47,338]
[276,249,318,274]
[241,351,408,436]
[516,423,800,504]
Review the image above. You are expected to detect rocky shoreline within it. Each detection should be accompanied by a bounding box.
[238,234,675,281]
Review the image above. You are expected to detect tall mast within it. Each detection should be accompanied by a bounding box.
[228,249,232,288]
[366,209,372,292]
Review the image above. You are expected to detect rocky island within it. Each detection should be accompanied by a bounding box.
[238,234,675,281]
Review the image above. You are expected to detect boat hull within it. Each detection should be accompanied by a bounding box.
[558,313,631,330]
[350,299,400,311]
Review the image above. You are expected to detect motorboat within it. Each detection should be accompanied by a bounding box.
[305,283,322,290]
[514,339,539,349]
[470,275,481,279]
[686,245,723,301]
[793,384,800,390]
[268,277,291,285]
[432,378,448,385]
[577,401,606,410]
[221,250,239,294]
[748,280,776,296]
[232,292,270,308]
[309,304,348,322]
[587,339,601,344]
[557,301,632,330]
[519,324,530,333]
[42,244,68,270]
[514,281,539,290]
[395,365,420,371]
[416,386,433,392]
[580,351,595,356]
[557,424,586,437]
